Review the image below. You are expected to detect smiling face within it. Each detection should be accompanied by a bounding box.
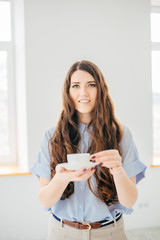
[69,70,97,124]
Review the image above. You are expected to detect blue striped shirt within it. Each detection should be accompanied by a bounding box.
[31,122,146,222]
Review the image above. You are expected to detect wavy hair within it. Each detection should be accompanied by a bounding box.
[49,60,123,205]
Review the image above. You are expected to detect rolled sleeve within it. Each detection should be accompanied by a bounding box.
[31,128,55,180]
[123,159,146,183]
[31,156,51,179]
[120,126,147,184]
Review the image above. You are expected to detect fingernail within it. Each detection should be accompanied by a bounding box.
[99,162,103,166]
[93,166,97,170]
[91,155,95,159]
[83,169,87,172]
[91,167,94,171]
[90,160,96,163]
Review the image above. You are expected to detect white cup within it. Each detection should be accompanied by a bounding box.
[67,153,91,169]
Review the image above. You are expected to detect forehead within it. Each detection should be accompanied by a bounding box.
[70,70,95,83]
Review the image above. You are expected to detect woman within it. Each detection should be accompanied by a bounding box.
[31,60,146,240]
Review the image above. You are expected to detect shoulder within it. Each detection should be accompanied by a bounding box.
[120,124,133,142]
[119,125,135,150]
[43,127,55,141]
[40,127,56,148]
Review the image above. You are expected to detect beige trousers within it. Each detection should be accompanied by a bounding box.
[47,214,128,240]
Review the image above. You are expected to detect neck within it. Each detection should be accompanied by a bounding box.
[77,112,92,124]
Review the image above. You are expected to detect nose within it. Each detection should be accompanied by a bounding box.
[79,85,88,96]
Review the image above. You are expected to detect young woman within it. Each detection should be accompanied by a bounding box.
[31,60,146,240]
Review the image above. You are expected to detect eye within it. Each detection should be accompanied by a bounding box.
[72,84,79,88]
[88,84,96,87]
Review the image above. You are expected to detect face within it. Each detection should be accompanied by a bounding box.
[69,70,97,123]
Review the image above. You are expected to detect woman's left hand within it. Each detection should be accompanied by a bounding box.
[90,150,123,175]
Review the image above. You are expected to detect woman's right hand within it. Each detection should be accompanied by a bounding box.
[55,165,96,183]
[39,166,96,209]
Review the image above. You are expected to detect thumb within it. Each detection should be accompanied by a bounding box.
[56,165,66,173]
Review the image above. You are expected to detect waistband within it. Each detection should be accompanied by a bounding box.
[52,213,122,230]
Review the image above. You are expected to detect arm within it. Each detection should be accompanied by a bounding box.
[91,150,138,208]
[39,174,68,209]
[112,167,138,208]
[38,166,95,209]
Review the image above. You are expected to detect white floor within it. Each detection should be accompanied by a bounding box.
[126,227,160,240]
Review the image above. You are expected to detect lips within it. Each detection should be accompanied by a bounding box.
[78,99,91,103]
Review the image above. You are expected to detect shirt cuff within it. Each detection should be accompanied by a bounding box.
[30,161,51,180]
[123,160,147,184]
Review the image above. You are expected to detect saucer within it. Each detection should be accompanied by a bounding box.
[57,162,99,171]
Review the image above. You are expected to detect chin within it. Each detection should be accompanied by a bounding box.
[78,107,91,112]
[76,106,94,114]
[77,110,93,114]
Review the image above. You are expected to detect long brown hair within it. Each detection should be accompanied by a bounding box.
[49,60,123,205]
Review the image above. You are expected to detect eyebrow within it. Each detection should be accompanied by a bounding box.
[71,80,96,84]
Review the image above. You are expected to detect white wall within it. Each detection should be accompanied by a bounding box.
[1,0,159,239]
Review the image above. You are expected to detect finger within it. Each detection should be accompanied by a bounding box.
[76,168,95,181]
[91,149,119,159]
[74,166,94,177]
[72,167,87,177]
[56,165,76,174]
[91,155,121,163]
[77,167,93,177]
[59,167,66,172]
[102,160,122,168]
[80,172,95,180]
[56,166,66,173]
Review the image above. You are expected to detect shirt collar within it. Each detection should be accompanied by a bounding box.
[78,121,88,135]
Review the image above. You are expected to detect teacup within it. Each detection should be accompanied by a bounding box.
[67,153,91,169]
